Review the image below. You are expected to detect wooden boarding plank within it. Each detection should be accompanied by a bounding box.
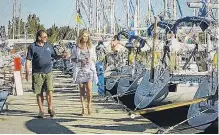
[105,75,131,79]
[132,95,216,115]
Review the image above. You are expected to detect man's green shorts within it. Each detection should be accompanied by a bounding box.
[32,72,54,94]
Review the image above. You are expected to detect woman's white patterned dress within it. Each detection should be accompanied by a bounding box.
[71,46,98,84]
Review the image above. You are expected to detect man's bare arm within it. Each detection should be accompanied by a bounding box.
[25,60,31,72]
[25,60,31,81]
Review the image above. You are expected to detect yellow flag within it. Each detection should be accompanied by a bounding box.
[129,52,134,64]
[213,52,217,68]
[154,51,160,66]
[75,14,82,24]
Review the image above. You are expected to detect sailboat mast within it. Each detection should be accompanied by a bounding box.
[137,0,140,27]
[173,0,177,20]
[148,0,151,24]
[110,0,115,34]
[134,0,139,35]
[98,0,101,33]
[96,0,99,33]
[127,0,130,28]
[76,0,79,36]
[164,0,167,20]
[89,0,93,32]
[17,0,21,39]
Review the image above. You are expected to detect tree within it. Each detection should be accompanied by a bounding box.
[56,26,77,41]
[47,23,58,43]
[7,18,25,39]
[26,14,45,37]
[7,13,78,42]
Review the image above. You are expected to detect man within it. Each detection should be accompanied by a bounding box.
[25,30,61,118]
[62,49,69,72]
[109,35,125,52]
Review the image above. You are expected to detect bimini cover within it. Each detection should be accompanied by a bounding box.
[172,16,212,34]
[117,31,147,48]
[147,21,173,37]
[117,31,132,40]
[128,35,147,48]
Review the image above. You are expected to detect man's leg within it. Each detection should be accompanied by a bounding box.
[46,91,53,110]
[45,72,55,117]
[36,92,44,112]
[32,73,44,117]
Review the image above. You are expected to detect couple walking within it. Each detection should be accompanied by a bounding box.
[25,29,97,118]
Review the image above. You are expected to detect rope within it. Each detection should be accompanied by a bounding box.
[161,102,218,134]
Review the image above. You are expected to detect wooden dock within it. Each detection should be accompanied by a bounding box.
[0,70,160,134]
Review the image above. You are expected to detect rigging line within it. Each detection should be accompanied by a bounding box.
[79,1,90,27]
[99,0,110,26]
[161,102,218,134]
[129,0,135,16]
[170,119,218,133]
[209,9,218,21]
[149,0,155,17]
[176,0,183,18]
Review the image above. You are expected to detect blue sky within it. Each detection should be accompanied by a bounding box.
[0,0,193,28]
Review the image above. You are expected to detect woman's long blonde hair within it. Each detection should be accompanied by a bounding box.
[76,29,92,49]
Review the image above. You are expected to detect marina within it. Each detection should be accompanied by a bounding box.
[0,0,218,134]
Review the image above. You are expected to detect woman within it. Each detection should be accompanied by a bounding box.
[71,29,98,115]
[109,35,125,52]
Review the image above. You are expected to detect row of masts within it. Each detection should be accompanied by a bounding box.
[12,0,22,39]
[8,0,218,39]
[75,0,218,36]
[75,0,181,35]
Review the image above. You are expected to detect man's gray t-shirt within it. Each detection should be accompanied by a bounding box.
[26,42,57,74]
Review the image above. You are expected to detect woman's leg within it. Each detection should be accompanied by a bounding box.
[79,83,86,115]
[86,81,93,114]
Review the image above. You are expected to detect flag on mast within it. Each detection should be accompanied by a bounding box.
[75,9,83,24]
